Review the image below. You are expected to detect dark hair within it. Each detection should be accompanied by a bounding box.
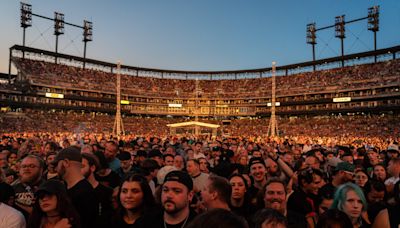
[187,208,248,228]
[94,151,109,169]
[253,208,287,228]
[229,174,249,190]
[208,175,232,204]
[44,141,60,153]
[28,181,80,228]
[141,158,160,172]
[298,168,324,187]
[81,153,100,171]
[316,209,352,228]
[0,182,14,203]
[115,174,156,220]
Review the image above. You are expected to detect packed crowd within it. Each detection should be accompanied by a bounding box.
[12,57,400,98]
[1,110,398,148]
[0,126,400,227]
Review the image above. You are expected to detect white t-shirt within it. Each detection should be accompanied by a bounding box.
[0,203,26,228]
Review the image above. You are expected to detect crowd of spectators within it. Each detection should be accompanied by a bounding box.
[12,57,400,98]
[1,110,398,149]
[1,121,400,227]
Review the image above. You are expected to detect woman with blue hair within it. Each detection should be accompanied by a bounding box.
[330,182,370,228]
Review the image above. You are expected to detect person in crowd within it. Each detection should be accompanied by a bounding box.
[53,146,98,228]
[186,208,248,228]
[201,175,231,210]
[164,154,175,167]
[81,152,113,228]
[0,196,26,228]
[248,157,267,191]
[364,180,387,223]
[94,151,121,189]
[287,168,324,226]
[229,174,257,222]
[186,159,209,193]
[320,162,355,194]
[144,170,196,228]
[104,141,121,172]
[330,182,370,228]
[13,155,45,216]
[355,169,369,188]
[317,187,335,217]
[116,151,135,179]
[44,152,58,180]
[385,157,400,193]
[28,179,80,228]
[372,164,387,182]
[112,174,156,227]
[173,154,185,171]
[253,208,288,228]
[198,157,210,174]
[262,178,307,228]
[148,149,164,167]
[372,180,400,228]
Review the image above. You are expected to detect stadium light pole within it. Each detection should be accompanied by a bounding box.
[368,6,379,63]
[307,23,317,71]
[20,2,32,59]
[83,20,93,69]
[335,15,346,67]
[54,12,65,64]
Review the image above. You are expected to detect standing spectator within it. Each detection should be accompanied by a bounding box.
[385,158,400,193]
[28,179,80,228]
[112,174,156,227]
[81,153,113,228]
[262,178,307,228]
[116,151,134,179]
[248,157,267,190]
[330,183,369,228]
[229,174,256,222]
[13,155,45,216]
[53,146,98,228]
[0,200,26,228]
[104,141,121,172]
[372,164,387,182]
[201,175,231,210]
[320,162,355,195]
[186,159,209,193]
[144,170,196,227]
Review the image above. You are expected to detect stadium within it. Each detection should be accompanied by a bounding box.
[1,2,400,228]
[0,3,399,143]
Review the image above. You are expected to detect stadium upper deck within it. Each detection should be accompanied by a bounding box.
[1,45,400,117]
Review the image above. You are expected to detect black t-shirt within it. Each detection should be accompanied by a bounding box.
[142,207,197,228]
[95,170,121,189]
[68,179,99,228]
[94,183,114,228]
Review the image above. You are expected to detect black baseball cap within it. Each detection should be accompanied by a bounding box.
[35,179,67,197]
[52,146,82,165]
[164,170,193,191]
[249,157,266,168]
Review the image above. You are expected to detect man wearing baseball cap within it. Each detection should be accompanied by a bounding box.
[53,146,98,228]
[144,170,196,228]
[249,157,267,190]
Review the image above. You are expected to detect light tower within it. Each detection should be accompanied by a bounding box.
[113,61,125,137]
[368,6,379,62]
[268,61,279,137]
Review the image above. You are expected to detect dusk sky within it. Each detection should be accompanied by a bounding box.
[1,0,399,74]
